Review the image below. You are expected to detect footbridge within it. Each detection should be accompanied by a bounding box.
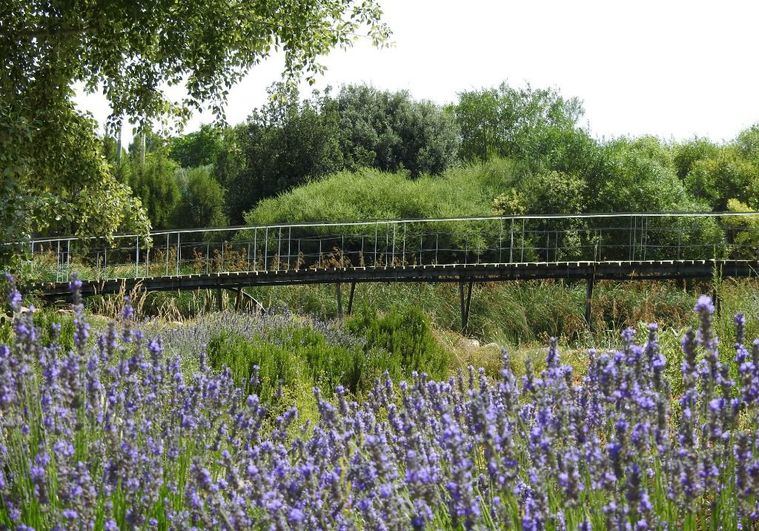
[6,212,758,329]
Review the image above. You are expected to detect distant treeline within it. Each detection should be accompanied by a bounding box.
[107,82,758,233]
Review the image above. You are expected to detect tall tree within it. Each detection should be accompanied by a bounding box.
[331,85,460,177]
[455,83,584,164]
[226,88,344,224]
[0,0,389,240]
[169,124,224,168]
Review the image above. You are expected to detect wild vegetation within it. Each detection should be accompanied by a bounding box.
[2,276,759,528]
[2,3,759,529]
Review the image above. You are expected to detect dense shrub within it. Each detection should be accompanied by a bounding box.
[126,152,182,229]
[455,82,584,163]
[244,158,512,224]
[330,85,460,177]
[165,310,401,401]
[347,305,449,380]
[225,89,344,224]
[172,165,228,228]
[169,124,224,168]
[206,326,389,400]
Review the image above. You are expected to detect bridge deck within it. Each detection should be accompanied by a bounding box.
[28,259,758,299]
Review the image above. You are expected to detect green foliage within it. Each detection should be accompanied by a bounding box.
[1,0,388,241]
[347,306,449,380]
[169,124,224,168]
[455,82,584,163]
[685,148,759,211]
[226,89,344,223]
[245,158,514,225]
[735,125,759,160]
[207,323,398,400]
[0,100,151,242]
[723,199,759,258]
[208,330,310,403]
[495,170,588,259]
[213,125,247,189]
[519,170,587,214]
[673,138,720,180]
[224,84,460,223]
[173,166,228,229]
[1,0,389,128]
[595,137,702,213]
[331,85,460,177]
[127,152,181,229]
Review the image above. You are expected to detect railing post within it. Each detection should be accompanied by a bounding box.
[509,218,514,263]
[165,233,170,276]
[631,215,636,261]
[520,219,525,263]
[402,224,406,266]
[221,240,225,272]
[277,227,282,271]
[253,228,257,271]
[287,227,292,271]
[677,226,681,260]
[135,236,140,278]
[391,223,396,267]
[264,227,269,272]
[585,269,595,331]
[66,239,71,281]
[642,216,648,261]
[498,219,503,263]
[206,242,210,274]
[176,232,180,275]
[374,223,378,267]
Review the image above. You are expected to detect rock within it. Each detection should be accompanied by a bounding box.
[457,337,480,350]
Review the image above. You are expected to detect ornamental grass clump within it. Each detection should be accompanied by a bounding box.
[1,273,758,529]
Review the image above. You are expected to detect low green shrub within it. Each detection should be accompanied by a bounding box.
[347,305,450,380]
[205,322,399,405]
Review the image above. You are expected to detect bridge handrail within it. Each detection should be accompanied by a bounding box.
[3,211,759,247]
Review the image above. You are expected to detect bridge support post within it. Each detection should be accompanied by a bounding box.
[585,271,595,331]
[235,288,243,311]
[336,282,343,318]
[347,282,356,315]
[217,286,224,311]
[459,279,473,334]
[712,262,723,315]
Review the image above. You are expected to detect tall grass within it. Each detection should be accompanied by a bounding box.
[243,278,759,344]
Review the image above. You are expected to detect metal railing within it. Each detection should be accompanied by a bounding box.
[5,212,758,284]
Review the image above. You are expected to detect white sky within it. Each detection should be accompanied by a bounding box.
[75,0,759,146]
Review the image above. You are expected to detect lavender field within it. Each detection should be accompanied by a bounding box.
[1,274,758,529]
